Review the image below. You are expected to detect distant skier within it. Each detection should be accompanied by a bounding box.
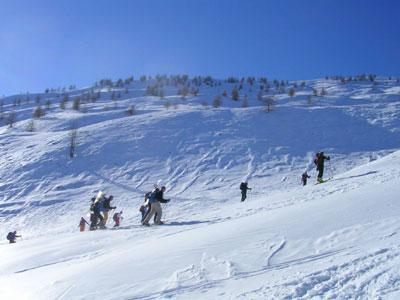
[113,211,123,227]
[102,195,116,226]
[6,231,21,244]
[154,186,170,223]
[301,171,311,186]
[142,186,170,226]
[93,191,106,229]
[78,217,90,232]
[240,182,251,202]
[89,197,97,230]
[314,152,331,183]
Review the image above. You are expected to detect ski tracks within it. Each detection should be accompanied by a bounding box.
[236,247,400,299]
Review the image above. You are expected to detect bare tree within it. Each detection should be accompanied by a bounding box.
[6,112,17,128]
[69,123,78,158]
[33,106,45,119]
[264,97,275,112]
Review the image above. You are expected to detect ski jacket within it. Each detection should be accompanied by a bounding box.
[314,153,330,168]
[240,182,251,191]
[103,197,116,211]
[156,190,170,203]
[6,232,20,241]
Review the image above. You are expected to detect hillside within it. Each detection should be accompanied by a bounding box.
[0,76,400,299]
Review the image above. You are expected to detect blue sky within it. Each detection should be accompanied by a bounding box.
[0,0,399,96]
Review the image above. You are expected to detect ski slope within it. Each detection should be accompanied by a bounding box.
[0,77,400,299]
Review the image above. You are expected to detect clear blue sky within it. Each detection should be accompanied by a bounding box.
[1,0,399,96]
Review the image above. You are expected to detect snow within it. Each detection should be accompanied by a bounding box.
[1,77,400,299]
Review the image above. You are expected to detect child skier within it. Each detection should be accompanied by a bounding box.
[113,211,123,227]
[78,217,89,232]
[301,171,311,186]
[139,194,150,223]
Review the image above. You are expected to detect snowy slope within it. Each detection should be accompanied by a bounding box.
[0,77,400,299]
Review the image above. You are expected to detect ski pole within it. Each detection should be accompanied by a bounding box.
[328,160,333,178]
[163,202,168,220]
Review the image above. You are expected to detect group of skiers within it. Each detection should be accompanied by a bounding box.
[240,152,331,203]
[83,191,122,231]
[79,185,171,231]
[6,151,332,242]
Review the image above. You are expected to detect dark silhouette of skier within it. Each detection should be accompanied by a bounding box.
[240,182,251,202]
[7,231,21,243]
[301,171,311,186]
[314,152,331,183]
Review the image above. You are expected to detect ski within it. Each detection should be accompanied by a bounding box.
[314,177,333,185]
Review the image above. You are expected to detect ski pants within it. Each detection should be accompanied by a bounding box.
[143,202,162,225]
[94,210,103,226]
[241,191,247,202]
[103,211,109,225]
[318,167,324,179]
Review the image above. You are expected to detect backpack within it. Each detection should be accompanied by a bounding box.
[239,182,246,190]
[314,152,320,165]
[148,191,157,203]
[6,232,13,241]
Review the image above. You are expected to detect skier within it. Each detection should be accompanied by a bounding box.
[78,217,90,232]
[93,191,106,229]
[89,197,97,230]
[240,182,251,202]
[154,186,170,223]
[142,186,170,226]
[113,211,123,227]
[102,195,116,226]
[139,193,150,222]
[314,152,331,183]
[6,231,21,244]
[301,171,311,186]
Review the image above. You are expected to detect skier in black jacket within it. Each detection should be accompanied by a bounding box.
[153,186,170,224]
[314,152,331,183]
[7,231,21,243]
[240,182,251,202]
